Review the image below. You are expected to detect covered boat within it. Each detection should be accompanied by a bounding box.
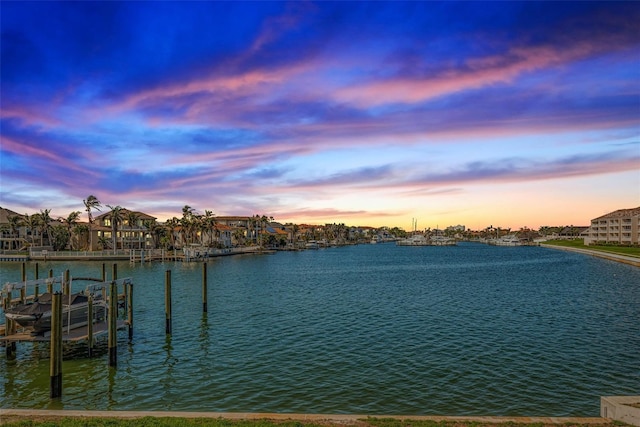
[4,292,107,335]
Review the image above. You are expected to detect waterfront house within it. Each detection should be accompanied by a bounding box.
[0,207,27,251]
[215,216,252,246]
[215,223,233,247]
[584,207,640,245]
[93,208,156,251]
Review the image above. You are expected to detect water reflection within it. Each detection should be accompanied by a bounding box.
[1,245,639,415]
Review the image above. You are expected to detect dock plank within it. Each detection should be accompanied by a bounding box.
[0,320,128,343]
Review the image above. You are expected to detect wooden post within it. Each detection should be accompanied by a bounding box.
[5,327,16,359]
[165,270,172,335]
[34,264,40,299]
[2,290,8,310]
[20,261,26,308]
[102,263,106,282]
[202,262,208,313]
[48,269,54,293]
[108,281,118,367]
[123,280,129,314]
[112,263,118,281]
[127,283,133,341]
[64,270,70,295]
[50,292,63,398]
[5,290,16,359]
[87,294,94,357]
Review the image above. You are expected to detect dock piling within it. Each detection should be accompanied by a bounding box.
[64,270,70,295]
[5,317,16,360]
[165,270,172,335]
[108,281,118,367]
[20,262,27,304]
[50,292,63,398]
[202,262,208,313]
[34,264,39,298]
[47,270,53,293]
[127,283,133,341]
[87,294,94,357]
[3,285,16,359]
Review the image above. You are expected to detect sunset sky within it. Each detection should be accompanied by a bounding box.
[1,1,639,230]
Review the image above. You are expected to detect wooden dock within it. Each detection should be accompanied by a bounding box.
[0,320,128,344]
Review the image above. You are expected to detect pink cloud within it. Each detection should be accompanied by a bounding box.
[0,105,62,128]
[0,135,73,167]
[332,42,625,107]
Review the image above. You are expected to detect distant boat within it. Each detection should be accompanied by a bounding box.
[396,234,430,246]
[305,240,319,249]
[430,235,457,246]
[4,292,107,335]
[491,235,521,246]
[396,234,456,246]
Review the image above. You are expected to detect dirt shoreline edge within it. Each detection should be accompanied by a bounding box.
[0,409,613,425]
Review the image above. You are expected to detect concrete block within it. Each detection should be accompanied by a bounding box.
[602,396,640,426]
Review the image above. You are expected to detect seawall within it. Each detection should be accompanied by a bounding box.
[540,244,640,267]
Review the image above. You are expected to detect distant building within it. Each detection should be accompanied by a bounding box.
[584,207,640,245]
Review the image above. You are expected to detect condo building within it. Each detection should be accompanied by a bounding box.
[584,207,640,246]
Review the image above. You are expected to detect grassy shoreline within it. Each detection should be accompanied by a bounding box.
[541,240,640,258]
[0,414,618,427]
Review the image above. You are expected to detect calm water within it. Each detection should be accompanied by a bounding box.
[1,243,639,416]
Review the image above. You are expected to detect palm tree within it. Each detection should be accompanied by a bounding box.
[165,217,179,250]
[22,213,39,247]
[232,228,245,246]
[125,211,140,249]
[250,215,259,244]
[73,223,89,250]
[180,205,196,246]
[291,224,299,246]
[83,195,101,251]
[49,224,70,251]
[144,220,164,249]
[202,210,217,246]
[97,235,109,250]
[105,205,124,254]
[7,214,24,250]
[59,211,81,250]
[0,224,9,250]
[38,209,52,247]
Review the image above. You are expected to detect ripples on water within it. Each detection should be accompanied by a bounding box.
[1,243,639,415]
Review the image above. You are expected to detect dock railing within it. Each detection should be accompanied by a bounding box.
[30,249,131,259]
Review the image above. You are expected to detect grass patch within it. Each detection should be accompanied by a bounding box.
[0,417,325,427]
[542,240,640,257]
[0,417,617,427]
